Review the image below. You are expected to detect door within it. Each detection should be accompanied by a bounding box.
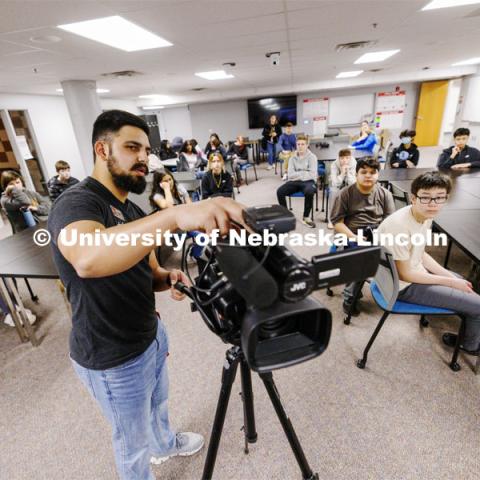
[415,80,449,147]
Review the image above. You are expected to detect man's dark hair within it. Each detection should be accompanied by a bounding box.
[400,129,416,138]
[355,156,379,173]
[411,171,452,196]
[55,160,70,172]
[92,110,149,148]
[454,127,470,138]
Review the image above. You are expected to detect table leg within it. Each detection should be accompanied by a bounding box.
[5,277,39,346]
[56,280,72,318]
[0,278,28,342]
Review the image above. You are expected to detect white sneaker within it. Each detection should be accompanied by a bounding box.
[266,165,273,170]
[151,432,204,465]
[282,173,288,181]
[3,307,36,327]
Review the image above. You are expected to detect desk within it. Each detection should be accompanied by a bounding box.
[161,158,177,169]
[172,171,201,192]
[0,224,60,346]
[379,168,433,182]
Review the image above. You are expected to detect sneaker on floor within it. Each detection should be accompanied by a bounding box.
[327,222,334,229]
[282,173,288,181]
[4,308,36,327]
[442,332,480,355]
[342,301,360,317]
[266,165,273,170]
[301,217,316,229]
[151,432,204,465]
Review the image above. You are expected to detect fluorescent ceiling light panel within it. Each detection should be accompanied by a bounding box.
[452,57,480,66]
[57,16,172,52]
[142,105,165,110]
[57,88,110,93]
[336,70,364,78]
[194,70,234,80]
[422,0,480,10]
[354,50,400,64]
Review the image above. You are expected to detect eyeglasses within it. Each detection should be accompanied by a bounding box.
[416,196,448,204]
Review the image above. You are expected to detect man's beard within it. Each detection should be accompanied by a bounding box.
[107,154,147,194]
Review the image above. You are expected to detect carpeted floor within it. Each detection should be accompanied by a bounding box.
[1,155,479,480]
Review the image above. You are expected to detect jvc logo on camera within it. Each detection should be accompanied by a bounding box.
[289,281,307,293]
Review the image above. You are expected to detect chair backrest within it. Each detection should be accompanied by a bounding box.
[383,141,394,169]
[390,183,410,210]
[374,248,400,311]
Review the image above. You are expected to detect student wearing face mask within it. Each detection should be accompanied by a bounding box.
[391,130,419,168]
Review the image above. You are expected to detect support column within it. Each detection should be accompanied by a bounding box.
[61,80,102,174]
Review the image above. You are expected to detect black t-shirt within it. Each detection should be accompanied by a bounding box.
[47,177,157,370]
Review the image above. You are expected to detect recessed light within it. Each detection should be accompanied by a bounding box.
[336,70,364,78]
[422,0,480,10]
[142,105,165,110]
[57,16,172,52]
[194,70,234,80]
[354,50,400,64]
[30,35,61,44]
[56,88,110,93]
[452,57,480,66]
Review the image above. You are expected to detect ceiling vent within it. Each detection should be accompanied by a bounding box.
[335,40,377,52]
[368,68,383,73]
[191,87,207,91]
[101,70,143,78]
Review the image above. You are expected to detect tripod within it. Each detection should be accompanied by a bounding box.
[202,345,319,480]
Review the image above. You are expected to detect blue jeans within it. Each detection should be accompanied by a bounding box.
[266,142,276,166]
[71,319,176,480]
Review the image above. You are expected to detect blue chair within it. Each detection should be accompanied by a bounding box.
[286,190,318,221]
[355,248,465,372]
[239,147,258,185]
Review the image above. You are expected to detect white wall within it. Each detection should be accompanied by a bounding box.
[188,82,419,148]
[100,98,141,114]
[452,73,480,147]
[0,93,85,180]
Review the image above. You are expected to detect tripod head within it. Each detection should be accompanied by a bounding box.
[179,205,381,373]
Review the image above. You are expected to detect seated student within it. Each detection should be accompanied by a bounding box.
[201,153,234,199]
[377,171,480,354]
[204,133,227,160]
[327,148,357,229]
[177,140,206,176]
[437,127,480,170]
[227,135,249,183]
[47,160,80,201]
[391,129,419,168]
[191,138,207,161]
[331,157,395,315]
[149,170,191,211]
[159,139,177,160]
[278,122,296,180]
[276,135,318,228]
[349,120,378,157]
[1,170,50,232]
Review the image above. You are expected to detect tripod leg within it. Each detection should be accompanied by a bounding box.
[239,359,257,453]
[260,372,318,480]
[202,347,241,480]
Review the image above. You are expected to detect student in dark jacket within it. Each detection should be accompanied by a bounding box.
[159,139,177,160]
[261,114,282,170]
[204,134,227,160]
[391,129,419,168]
[227,135,249,183]
[47,160,80,200]
[437,127,480,170]
[201,153,233,199]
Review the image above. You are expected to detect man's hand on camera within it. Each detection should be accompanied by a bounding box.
[175,197,247,235]
[168,269,191,301]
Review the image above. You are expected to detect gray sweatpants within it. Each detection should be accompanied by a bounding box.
[398,273,480,350]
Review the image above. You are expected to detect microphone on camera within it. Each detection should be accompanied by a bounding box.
[215,245,278,309]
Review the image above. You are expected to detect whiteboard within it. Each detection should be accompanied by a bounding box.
[462,77,480,123]
[328,94,374,126]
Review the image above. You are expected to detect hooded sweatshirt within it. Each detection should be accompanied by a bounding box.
[330,157,357,189]
[287,150,318,182]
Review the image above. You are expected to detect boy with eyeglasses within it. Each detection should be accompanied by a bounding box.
[376,171,480,355]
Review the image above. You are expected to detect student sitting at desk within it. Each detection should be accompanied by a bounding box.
[377,171,480,355]
[349,120,378,157]
[149,170,191,211]
[201,153,234,199]
[177,140,206,176]
[47,160,80,201]
[204,133,227,160]
[391,129,419,168]
[227,135,249,184]
[327,148,357,229]
[1,170,50,232]
[437,127,480,170]
[331,157,395,315]
[278,122,297,180]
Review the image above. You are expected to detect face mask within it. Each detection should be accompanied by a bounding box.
[401,137,412,145]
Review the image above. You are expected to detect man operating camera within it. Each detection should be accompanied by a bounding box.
[48,110,245,480]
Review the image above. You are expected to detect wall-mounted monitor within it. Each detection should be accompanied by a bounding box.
[247,95,297,129]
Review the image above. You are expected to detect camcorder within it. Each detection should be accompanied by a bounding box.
[179,205,380,373]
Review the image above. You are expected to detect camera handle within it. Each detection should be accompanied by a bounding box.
[202,345,318,480]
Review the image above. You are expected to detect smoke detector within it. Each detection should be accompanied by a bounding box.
[335,40,377,52]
